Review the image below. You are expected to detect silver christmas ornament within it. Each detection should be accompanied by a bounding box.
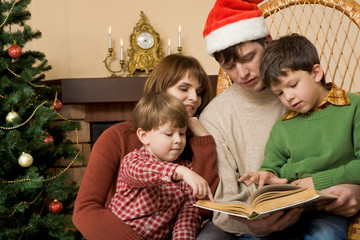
[6,111,20,123]
[18,152,33,167]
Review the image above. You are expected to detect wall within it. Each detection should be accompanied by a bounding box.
[27,0,219,80]
[23,0,220,186]
[25,0,360,186]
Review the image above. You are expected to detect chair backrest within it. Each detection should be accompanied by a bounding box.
[216,0,360,95]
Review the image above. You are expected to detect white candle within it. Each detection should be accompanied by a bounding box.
[178,25,181,47]
[108,26,112,49]
[120,38,124,60]
[168,38,171,55]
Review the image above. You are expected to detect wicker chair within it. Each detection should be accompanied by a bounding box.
[215,0,360,238]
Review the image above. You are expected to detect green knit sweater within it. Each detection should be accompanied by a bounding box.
[260,92,360,190]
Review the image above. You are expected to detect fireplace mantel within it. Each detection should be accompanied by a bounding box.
[45,76,219,146]
[47,76,218,122]
[48,76,218,104]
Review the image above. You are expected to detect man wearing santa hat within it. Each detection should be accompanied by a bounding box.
[198,0,360,239]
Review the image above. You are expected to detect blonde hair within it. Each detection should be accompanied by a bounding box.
[131,92,188,131]
[143,54,212,116]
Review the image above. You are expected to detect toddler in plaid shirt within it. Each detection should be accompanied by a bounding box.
[109,92,214,240]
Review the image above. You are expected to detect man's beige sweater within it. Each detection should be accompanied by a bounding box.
[199,83,286,236]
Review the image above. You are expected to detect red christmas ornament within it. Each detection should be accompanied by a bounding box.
[8,42,22,58]
[44,134,54,144]
[53,99,62,112]
[48,199,63,214]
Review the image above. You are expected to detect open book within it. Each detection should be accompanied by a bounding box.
[195,184,337,220]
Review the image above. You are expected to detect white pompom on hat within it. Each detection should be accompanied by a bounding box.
[203,0,268,55]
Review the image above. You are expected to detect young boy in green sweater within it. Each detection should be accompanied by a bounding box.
[239,33,360,239]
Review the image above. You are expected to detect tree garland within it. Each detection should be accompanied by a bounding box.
[0,0,17,29]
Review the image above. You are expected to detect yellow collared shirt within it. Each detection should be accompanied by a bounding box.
[282,82,350,121]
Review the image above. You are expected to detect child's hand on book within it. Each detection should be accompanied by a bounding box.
[174,166,215,202]
[238,170,288,189]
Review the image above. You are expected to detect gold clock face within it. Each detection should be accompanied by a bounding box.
[137,32,154,49]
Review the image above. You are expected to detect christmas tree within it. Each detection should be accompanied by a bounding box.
[0,1,83,239]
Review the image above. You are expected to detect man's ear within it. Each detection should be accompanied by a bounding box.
[265,34,273,46]
[137,128,149,145]
[312,64,324,83]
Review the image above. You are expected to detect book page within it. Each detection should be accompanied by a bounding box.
[250,184,304,202]
[195,200,252,217]
[253,188,318,213]
[251,185,337,214]
[251,188,306,208]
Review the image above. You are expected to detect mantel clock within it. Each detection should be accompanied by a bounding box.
[127,11,162,77]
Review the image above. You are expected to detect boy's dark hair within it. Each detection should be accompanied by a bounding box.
[131,92,188,131]
[260,33,326,88]
[213,38,266,65]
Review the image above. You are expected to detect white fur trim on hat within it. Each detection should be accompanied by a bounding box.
[205,16,268,55]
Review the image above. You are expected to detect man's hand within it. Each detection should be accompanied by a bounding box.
[316,184,360,217]
[174,166,215,202]
[239,171,287,189]
[230,208,304,236]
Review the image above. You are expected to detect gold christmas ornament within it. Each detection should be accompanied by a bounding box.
[18,152,33,167]
[6,110,20,123]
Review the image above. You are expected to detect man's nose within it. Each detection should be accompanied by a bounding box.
[236,63,250,79]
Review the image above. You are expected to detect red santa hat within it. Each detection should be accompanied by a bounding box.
[203,0,268,55]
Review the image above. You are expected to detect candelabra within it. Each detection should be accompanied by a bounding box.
[104,46,184,77]
[177,46,182,55]
[103,48,126,78]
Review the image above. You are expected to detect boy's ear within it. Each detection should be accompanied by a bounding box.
[136,128,150,145]
[312,64,324,83]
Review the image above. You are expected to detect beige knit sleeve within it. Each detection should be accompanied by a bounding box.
[199,104,255,235]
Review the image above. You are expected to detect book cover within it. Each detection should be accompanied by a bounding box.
[195,184,337,219]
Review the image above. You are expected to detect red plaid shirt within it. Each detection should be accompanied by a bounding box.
[108,146,201,240]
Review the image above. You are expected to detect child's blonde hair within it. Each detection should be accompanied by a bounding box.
[131,92,188,131]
